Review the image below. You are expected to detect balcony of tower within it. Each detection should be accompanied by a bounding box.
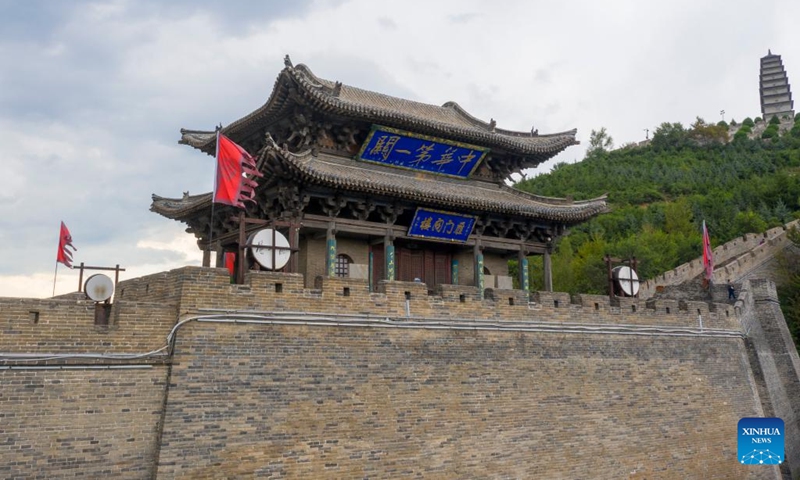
[761,67,785,76]
[760,85,790,96]
[760,72,788,82]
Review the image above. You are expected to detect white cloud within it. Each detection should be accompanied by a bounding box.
[1,0,798,295]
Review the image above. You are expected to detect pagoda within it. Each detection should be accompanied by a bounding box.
[760,50,794,120]
[151,56,607,294]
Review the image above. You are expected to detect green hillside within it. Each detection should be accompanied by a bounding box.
[516,117,800,293]
[516,118,800,350]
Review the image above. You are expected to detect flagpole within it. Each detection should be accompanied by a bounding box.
[52,261,59,297]
[208,128,221,263]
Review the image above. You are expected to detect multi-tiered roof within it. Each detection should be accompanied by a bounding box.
[152,58,606,249]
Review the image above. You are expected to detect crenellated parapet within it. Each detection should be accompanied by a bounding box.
[639,220,799,298]
[0,265,742,363]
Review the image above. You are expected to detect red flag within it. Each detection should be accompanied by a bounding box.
[56,221,76,268]
[214,133,264,208]
[224,252,236,276]
[702,220,713,281]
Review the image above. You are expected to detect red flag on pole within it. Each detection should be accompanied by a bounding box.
[214,133,264,208]
[224,252,236,277]
[702,220,713,281]
[56,221,76,268]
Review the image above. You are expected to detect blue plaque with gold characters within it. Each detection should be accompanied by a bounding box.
[358,126,488,178]
[408,208,476,243]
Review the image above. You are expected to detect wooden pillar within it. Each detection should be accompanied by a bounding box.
[215,244,225,268]
[543,249,553,292]
[474,243,484,299]
[288,219,300,273]
[385,234,395,281]
[202,248,211,267]
[325,224,337,277]
[237,212,246,284]
[368,251,374,292]
[518,249,530,297]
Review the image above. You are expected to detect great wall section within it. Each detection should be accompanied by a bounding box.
[2,224,800,479]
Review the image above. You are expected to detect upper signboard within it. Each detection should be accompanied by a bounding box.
[357,126,488,178]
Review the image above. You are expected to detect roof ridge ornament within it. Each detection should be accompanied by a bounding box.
[332,81,342,97]
[489,118,496,132]
[284,54,293,68]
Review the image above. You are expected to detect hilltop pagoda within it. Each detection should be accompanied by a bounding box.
[152,56,606,294]
[760,50,794,120]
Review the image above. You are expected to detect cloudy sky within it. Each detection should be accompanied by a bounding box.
[2,0,798,297]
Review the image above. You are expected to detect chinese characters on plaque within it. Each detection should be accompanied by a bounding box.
[408,208,476,243]
[358,126,488,178]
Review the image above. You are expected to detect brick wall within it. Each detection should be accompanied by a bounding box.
[110,267,735,329]
[155,320,773,479]
[0,367,167,479]
[0,297,175,354]
[1,266,793,479]
[737,278,800,475]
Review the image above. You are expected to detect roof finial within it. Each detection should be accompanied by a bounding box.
[769,49,772,55]
[284,54,293,68]
[332,81,342,97]
[489,118,496,132]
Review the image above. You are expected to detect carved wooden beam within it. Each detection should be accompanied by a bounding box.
[378,203,404,225]
[320,195,347,218]
[350,199,376,221]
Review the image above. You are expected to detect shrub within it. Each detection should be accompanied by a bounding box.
[755,116,763,123]
[734,130,749,141]
[743,117,755,127]
[762,125,779,139]
[730,118,737,126]
[770,115,781,125]
[717,120,728,129]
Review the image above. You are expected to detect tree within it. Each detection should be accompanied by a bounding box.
[774,231,800,354]
[762,124,779,139]
[689,117,728,144]
[587,127,614,157]
[651,122,688,151]
[664,199,695,236]
[733,210,768,235]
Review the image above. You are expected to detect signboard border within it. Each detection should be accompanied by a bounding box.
[407,207,478,244]
[356,125,489,179]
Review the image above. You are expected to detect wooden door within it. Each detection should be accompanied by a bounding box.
[396,246,451,288]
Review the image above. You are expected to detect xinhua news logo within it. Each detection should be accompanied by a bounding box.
[738,417,784,465]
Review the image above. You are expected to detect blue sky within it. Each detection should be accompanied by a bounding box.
[1,0,798,297]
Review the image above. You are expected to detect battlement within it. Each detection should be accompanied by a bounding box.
[640,220,799,298]
[0,266,742,359]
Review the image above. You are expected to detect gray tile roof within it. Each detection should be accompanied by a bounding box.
[152,148,607,225]
[179,61,578,162]
[274,149,606,224]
